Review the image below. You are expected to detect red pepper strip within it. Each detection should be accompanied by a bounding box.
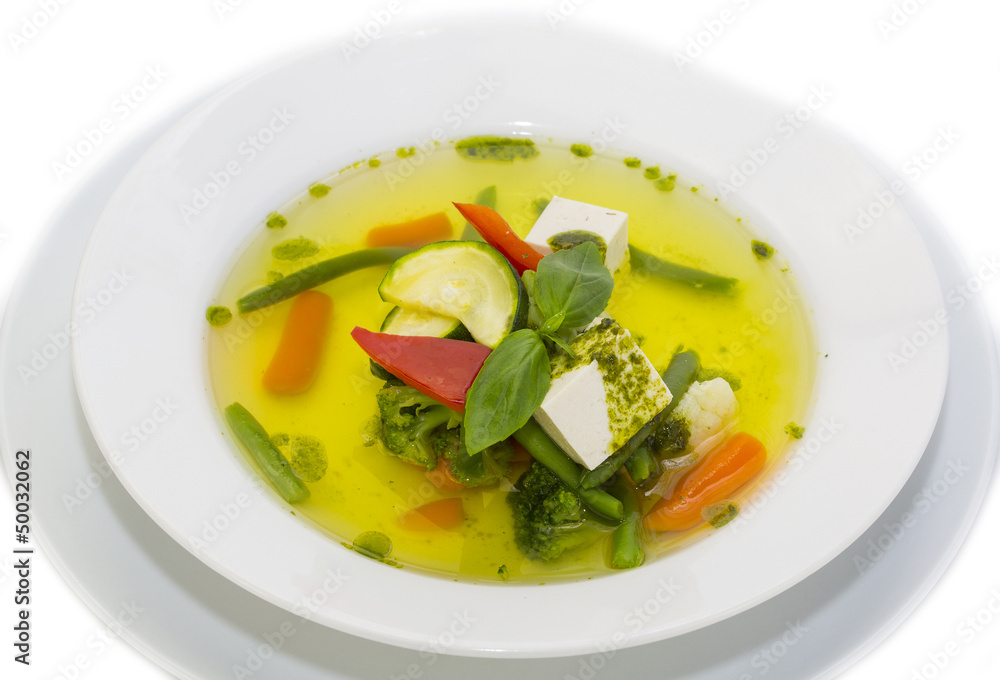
[350,327,490,413]
[452,202,544,275]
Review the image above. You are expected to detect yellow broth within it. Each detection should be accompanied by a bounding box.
[207,142,816,582]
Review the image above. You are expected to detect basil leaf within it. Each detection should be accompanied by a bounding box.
[535,242,614,329]
[464,329,550,455]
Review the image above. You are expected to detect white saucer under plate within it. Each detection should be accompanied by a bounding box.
[1,110,997,678]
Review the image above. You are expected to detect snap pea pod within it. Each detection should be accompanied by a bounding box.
[629,245,738,295]
[609,476,644,569]
[514,419,623,521]
[237,247,413,313]
[460,185,497,241]
[224,402,309,504]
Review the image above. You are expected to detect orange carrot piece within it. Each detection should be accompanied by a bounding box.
[425,459,465,492]
[399,498,465,531]
[262,290,332,395]
[644,432,766,532]
[365,212,453,248]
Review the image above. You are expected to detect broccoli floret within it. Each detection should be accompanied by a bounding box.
[507,462,612,562]
[375,384,458,470]
[648,416,691,459]
[430,427,514,487]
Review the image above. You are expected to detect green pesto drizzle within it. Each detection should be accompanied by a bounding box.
[205,306,232,327]
[455,136,538,162]
[272,237,319,261]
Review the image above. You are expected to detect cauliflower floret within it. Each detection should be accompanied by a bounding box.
[672,378,738,450]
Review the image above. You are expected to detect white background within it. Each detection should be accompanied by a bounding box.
[1,0,998,678]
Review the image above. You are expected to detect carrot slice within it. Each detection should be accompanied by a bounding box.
[365,212,453,248]
[425,459,465,492]
[644,432,766,532]
[399,498,465,531]
[262,290,332,395]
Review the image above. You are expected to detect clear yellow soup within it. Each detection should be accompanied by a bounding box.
[208,141,815,583]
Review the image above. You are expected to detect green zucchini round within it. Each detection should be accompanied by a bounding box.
[377,241,527,348]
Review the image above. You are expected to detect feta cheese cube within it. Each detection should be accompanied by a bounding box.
[525,196,629,273]
[533,319,672,469]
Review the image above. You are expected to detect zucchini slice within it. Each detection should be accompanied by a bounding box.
[378,241,528,348]
[369,307,474,380]
[379,306,472,341]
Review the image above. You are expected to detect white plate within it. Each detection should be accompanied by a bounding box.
[70,20,948,656]
[1,111,995,680]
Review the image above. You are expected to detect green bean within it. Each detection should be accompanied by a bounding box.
[624,444,657,484]
[224,402,309,504]
[659,349,700,419]
[237,247,413,313]
[514,419,623,521]
[629,245,738,295]
[579,411,664,489]
[460,185,497,241]
[579,349,701,489]
[609,476,644,569]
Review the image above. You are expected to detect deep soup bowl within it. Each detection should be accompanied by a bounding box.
[71,17,947,657]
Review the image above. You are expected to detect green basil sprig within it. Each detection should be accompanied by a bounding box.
[463,241,615,455]
[535,242,613,330]
[464,330,550,455]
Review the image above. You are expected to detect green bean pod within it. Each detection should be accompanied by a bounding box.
[237,247,413,313]
[224,402,309,504]
[514,419,623,521]
[460,185,497,241]
[629,245,738,295]
[609,476,644,569]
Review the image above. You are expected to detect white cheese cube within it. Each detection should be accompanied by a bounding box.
[673,378,738,451]
[525,196,629,273]
[533,319,672,470]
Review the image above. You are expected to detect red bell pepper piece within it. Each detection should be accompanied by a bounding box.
[452,202,544,275]
[350,327,490,413]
